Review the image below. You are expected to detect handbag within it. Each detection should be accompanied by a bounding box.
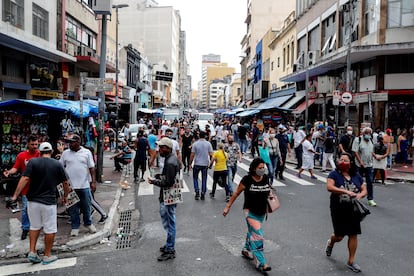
[267,189,280,213]
[163,170,184,205]
[352,199,371,221]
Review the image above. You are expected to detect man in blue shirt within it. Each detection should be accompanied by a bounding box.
[111,140,132,172]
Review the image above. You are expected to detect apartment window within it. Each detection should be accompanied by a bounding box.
[388,0,414,27]
[283,48,286,71]
[2,0,24,29]
[33,4,48,40]
[287,45,290,65]
[277,57,280,68]
[291,41,295,65]
[271,61,274,71]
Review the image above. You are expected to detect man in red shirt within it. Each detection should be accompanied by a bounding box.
[4,135,40,240]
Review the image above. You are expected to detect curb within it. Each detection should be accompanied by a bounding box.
[2,187,123,258]
[61,187,122,251]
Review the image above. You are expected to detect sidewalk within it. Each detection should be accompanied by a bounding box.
[0,151,127,259]
[285,153,414,183]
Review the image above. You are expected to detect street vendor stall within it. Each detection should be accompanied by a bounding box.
[0,99,98,169]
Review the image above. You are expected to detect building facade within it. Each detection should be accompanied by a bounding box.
[280,0,414,130]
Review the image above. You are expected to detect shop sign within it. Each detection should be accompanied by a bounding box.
[84,78,113,92]
[371,92,388,102]
[30,89,59,98]
[353,93,368,104]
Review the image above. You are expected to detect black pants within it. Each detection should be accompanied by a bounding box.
[294,144,303,168]
[251,141,259,157]
[134,158,147,179]
[211,170,229,196]
[275,152,287,177]
[182,149,191,170]
[114,158,130,170]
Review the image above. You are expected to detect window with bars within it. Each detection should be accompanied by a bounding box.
[32,3,48,40]
[2,0,24,29]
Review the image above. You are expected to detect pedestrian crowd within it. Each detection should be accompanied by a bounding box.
[3,110,410,272]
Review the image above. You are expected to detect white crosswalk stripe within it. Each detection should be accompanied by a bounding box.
[136,161,330,196]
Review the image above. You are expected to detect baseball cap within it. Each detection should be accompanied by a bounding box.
[65,134,81,143]
[39,142,53,152]
[157,137,173,149]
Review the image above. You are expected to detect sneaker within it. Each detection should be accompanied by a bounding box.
[325,239,333,257]
[200,193,205,200]
[195,192,200,200]
[241,249,253,260]
[134,177,139,182]
[98,215,108,224]
[209,192,215,198]
[311,175,318,179]
[21,229,29,240]
[159,245,166,253]
[87,224,97,233]
[140,178,145,182]
[296,173,302,179]
[279,175,285,180]
[57,210,70,219]
[347,262,362,273]
[225,196,230,202]
[28,252,42,264]
[42,255,58,265]
[70,229,79,236]
[368,200,377,207]
[157,251,176,261]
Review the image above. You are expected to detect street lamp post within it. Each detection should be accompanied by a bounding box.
[112,3,128,147]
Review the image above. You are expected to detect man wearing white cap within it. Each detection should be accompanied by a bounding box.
[148,137,180,261]
[12,142,70,265]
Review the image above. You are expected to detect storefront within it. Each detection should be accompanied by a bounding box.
[0,99,98,170]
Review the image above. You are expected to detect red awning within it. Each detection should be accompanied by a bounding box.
[106,96,126,103]
[292,98,316,114]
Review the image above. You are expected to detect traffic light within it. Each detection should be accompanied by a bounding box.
[155,71,173,82]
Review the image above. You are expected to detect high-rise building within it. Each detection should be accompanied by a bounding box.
[200,54,235,110]
[240,0,295,103]
[117,4,184,105]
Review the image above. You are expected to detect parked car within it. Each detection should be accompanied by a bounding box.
[118,124,150,146]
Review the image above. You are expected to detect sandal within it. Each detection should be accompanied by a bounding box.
[347,262,362,273]
[241,249,253,260]
[257,264,272,272]
[326,239,333,257]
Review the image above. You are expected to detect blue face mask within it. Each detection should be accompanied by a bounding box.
[364,134,371,141]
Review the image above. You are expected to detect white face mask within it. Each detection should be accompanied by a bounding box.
[270,134,276,138]
[347,131,353,135]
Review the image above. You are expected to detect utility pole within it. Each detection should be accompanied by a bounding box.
[97,15,107,183]
[344,1,354,127]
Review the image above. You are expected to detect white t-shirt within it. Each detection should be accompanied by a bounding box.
[60,147,95,189]
[293,130,306,148]
[302,140,315,159]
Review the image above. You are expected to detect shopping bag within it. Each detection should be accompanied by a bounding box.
[259,146,271,164]
[163,170,183,205]
[57,183,80,208]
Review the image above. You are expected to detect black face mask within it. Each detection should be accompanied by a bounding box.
[160,152,168,157]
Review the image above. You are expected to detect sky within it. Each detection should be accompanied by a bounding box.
[155,0,246,89]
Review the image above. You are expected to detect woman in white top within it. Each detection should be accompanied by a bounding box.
[297,134,319,179]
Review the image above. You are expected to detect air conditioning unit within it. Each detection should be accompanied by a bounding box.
[308,50,319,66]
[92,0,113,15]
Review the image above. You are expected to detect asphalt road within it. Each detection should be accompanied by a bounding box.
[3,157,414,276]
